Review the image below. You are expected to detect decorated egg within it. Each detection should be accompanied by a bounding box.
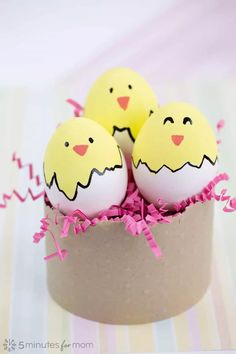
[84,67,158,161]
[44,117,128,217]
[132,102,218,206]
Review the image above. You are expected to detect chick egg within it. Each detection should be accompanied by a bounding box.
[84,67,158,161]
[132,102,218,206]
[44,117,128,217]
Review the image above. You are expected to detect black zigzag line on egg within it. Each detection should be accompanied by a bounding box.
[112,126,135,142]
[132,154,218,174]
[44,146,124,201]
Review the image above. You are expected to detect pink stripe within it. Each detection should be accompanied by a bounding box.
[187,307,201,350]
[105,324,117,354]
[211,259,232,348]
[70,315,99,353]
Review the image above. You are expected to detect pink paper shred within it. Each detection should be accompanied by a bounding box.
[0,153,44,209]
[66,98,84,117]
[216,119,225,144]
[34,172,236,262]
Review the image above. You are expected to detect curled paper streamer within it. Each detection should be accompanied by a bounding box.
[211,187,236,212]
[216,119,225,144]
[33,217,49,243]
[217,119,225,131]
[61,215,78,238]
[44,228,68,261]
[141,220,162,258]
[66,99,84,117]
[12,152,42,186]
[0,189,44,209]
[172,173,230,213]
[34,214,68,261]
[0,153,44,209]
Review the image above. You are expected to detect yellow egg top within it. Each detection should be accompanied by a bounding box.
[132,102,218,172]
[84,67,158,141]
[44,118,123,200]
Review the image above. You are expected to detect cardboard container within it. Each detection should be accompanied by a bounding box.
[45,201,214,324]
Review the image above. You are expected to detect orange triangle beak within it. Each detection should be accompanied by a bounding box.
[117,96,130,110]
[171,135,184,146]
[73,144,88,156]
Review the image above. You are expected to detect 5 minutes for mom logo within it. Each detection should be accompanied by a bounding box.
[3,339,17,352]
[2,338,94,352]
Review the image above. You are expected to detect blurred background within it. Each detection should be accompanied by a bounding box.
[0,1,236,353]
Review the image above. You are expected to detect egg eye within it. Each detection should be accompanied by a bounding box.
[183,117,193,125]
[89,137,94,143]
[149,110,154,117]
[64,141,69,147]
[163,117,174,125]
[109,87,113,93]
[128,84,132,89]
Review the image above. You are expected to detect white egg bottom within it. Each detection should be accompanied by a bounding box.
[133,159,218,205]
[45,165,128,218]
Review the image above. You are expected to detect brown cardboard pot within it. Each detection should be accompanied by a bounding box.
[45,201,214,324]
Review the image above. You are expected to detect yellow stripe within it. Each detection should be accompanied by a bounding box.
[128,323,155,353]
[195,288,221,349]
[115,325,129,353]
[0,203,16,340]
[172,312,192,351]
[98,323,107,354]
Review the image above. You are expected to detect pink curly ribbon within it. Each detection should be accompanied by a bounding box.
[172,172,230,213]
[66,99,84,117]
[44,229,68,261]
[0,154,44,209]
[44,249,68,261]
[61,215,78,238]
[12,152,42,186]
[34,171,235,261]
[141,220,162,258]
[0,189,45,209]
[34,214,68,261]
[217,119,225,131]
[211,188,236,212]
[216,119,225,144]
[33,217,49,243]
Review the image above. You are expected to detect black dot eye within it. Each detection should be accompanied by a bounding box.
[128,84,132,89]
[64,141,69,147]
[183,117,193,125]
[109,87,113,93]
[89,137,94,143]
[163,117,174,125]
[149,110,154,117]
